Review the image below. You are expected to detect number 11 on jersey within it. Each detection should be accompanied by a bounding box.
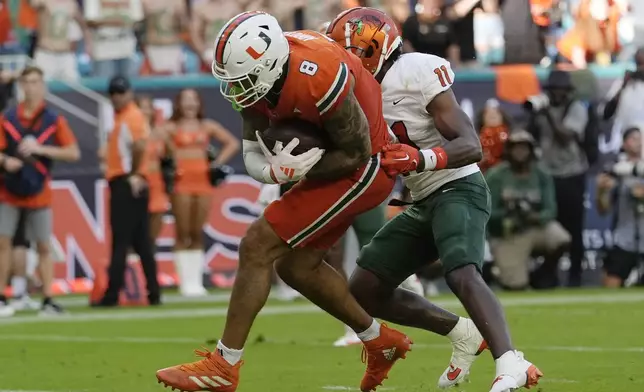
[433,65,452,88]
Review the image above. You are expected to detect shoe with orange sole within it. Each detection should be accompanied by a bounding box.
[438,318,488,388]
[156,349,242,392]
[360,324,413,392]
[489,351,543,392]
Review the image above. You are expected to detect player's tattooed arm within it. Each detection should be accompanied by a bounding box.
[306,86,372,181]
[425,89,482,169]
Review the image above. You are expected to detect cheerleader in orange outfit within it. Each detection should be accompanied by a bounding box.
[135,95,170,242]
[165,88,239,296]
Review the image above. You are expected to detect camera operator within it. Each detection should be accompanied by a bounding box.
[526,69,590,287]
[603,48,644,126]
[596,125,644,287]
[486,130,571,290]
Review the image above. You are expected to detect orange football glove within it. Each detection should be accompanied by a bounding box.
[381,144,423,176]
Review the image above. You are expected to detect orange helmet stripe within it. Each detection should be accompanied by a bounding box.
[214,11,263,66]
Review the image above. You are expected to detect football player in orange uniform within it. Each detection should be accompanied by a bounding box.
[155,11,412,392]
[327,7,542,392]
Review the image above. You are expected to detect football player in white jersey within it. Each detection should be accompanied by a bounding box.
[327,8,543,392]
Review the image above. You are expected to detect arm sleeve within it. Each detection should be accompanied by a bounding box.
[242,139,275,184]
[128,115,150,143]
[539,170,557,224]
[54,116,78,146]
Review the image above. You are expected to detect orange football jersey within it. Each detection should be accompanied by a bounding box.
[252,30,388,155]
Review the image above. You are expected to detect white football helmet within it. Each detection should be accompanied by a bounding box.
[212,11,290,108]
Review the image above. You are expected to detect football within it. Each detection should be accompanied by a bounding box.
[261,118,329,156]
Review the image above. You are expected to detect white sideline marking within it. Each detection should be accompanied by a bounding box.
[0,390,80,392]
[541,378,579,384]
[323,387,396,391]
[0,334,202,344]
[1,292,644,326]
[1,333,643,354]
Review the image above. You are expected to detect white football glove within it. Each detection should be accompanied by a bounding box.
[256,131,324,184]
[257,184,280,208]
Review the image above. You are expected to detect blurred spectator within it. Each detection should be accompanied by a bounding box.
[189,0,261,73]
[557,0,624,67]
[526,70,590,287]
[268,0,307,30]
[305,0,344,32]
[477,98,511,173]
[603,47,644,128]
[382,0,412,27]
[402,0,459,64]
[96,76,160,306]
[17,0,39,58]
[529,0,564,65]
[31,0,91,81]
[0,68,18,113]
[141,0,188,75]
[596,125,644,287]
[486,130,570,290]
[84,0,144,78]
[474,0,504,65]
[502,0,545,64]
[0,0,22,56]
[447,0,479,66]
[134,94,170,243]
[0,66,80,317]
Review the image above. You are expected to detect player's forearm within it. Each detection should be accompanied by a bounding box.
[305,149,369,181]
[418,138,482,171]
[425,95,482,170]
[131,143,147,175]
[242,140,275,184]
[39,144,81,162]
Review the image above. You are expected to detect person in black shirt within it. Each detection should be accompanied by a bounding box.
[402,0,460,64]
[0,67,17,113]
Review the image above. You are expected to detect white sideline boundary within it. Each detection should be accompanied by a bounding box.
[323,387,396,391]
[0,390,82,392]
[1,292,644,327]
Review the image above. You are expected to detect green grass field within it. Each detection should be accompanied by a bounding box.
[0,289,643,392]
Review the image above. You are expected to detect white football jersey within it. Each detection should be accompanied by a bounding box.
[381,52,480,201]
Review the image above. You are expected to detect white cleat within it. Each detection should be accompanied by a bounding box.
[11,295,40,311]
[489,351,543,392]
[438,318,488,389]
[332,330,361,347]
[399,274,424,296]
[0,301,15,318]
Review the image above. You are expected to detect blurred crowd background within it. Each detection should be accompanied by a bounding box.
[0,0,643,80]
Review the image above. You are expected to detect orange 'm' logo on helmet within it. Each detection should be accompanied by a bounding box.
[245,30,273,60]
